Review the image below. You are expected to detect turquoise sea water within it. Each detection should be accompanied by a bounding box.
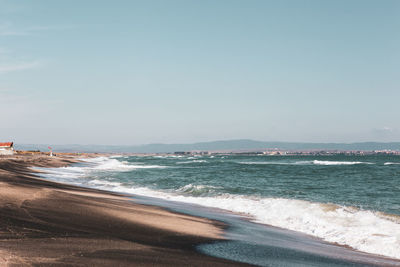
[105,154,400,215]
[37,154,400,263]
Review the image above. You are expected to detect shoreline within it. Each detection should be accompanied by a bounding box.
[130,191,400,267]
[0,154,249,266]
[2,153,400,266]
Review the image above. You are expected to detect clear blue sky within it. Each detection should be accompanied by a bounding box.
[0,0,399,145]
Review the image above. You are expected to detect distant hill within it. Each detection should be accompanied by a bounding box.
[15,139,400,153]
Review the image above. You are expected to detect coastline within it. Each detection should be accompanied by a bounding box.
[2,153,400,267]
[0,154,248,266]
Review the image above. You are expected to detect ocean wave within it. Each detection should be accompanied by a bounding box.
[82,157,167,171]
[35,157,167,183]
[384,162,400,165]
[153,155,184,159]
[176,160,208,164]
[88,179,122,187]
[80,182,400,260]
[238,161,292,165]
[109,155,124,158]
[176,184,220,196]
[238,161,312,165]
[311,160,372,165]
[92,160,138,171]
[238,160,373,166]
[131,165,168,169]
[34,166,87,179]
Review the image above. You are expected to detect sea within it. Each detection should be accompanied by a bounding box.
[36,154,400,266]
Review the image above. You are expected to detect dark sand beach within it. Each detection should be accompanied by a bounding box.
[0,154,249,266]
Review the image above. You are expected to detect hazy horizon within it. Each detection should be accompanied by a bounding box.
[11,138,400,146]
[1,0,399,145]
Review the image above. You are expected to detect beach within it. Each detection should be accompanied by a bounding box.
[0,154,248,266]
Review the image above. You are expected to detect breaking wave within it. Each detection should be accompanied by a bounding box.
[176,184,221,196]
[73,179,400,260]
[311,160,372,165]
[176,160,208,164]
[98,184,400,259]
[238,160,373,166]
[34,157,167,181]
[384,162,400,165]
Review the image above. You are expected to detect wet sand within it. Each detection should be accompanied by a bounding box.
[0,154,249,266]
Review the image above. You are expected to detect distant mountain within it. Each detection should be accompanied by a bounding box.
[15,139,400,153]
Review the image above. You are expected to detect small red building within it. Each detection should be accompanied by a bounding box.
[0,142,14,155]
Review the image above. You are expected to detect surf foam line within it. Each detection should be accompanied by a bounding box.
[33,157,167,183]
[176,160,208,164]
[37,157,400,260]
[384,162,400,165]
[238,160,373,166]
[92,184,400,260]
[312,160,373,165]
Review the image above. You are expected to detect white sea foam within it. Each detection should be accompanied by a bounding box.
[155,155,183,158]
[36,166,87,179]
[134,165,168,169]
[238,161,302,165]
[92,160,138,170]
[384,162,400,165]
[88,179,122,187]
[109,155,124,158]
[82,157,167,170]
[312,160,372,165]
[176,160,208,164]
[238,160,372,166]
[34,157,166,183]
[176,184,221,196]
[152,155,184,159]
[92,183,400,260]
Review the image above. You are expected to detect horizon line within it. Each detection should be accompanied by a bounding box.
[13,139,400,147]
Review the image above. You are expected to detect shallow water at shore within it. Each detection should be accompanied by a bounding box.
[132,194,400,266]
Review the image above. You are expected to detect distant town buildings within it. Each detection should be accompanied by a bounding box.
[0,142,14,155]
[169,148,400,157]
[174,151,191,155]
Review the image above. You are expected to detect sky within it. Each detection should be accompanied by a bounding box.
[0,0,399,145]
